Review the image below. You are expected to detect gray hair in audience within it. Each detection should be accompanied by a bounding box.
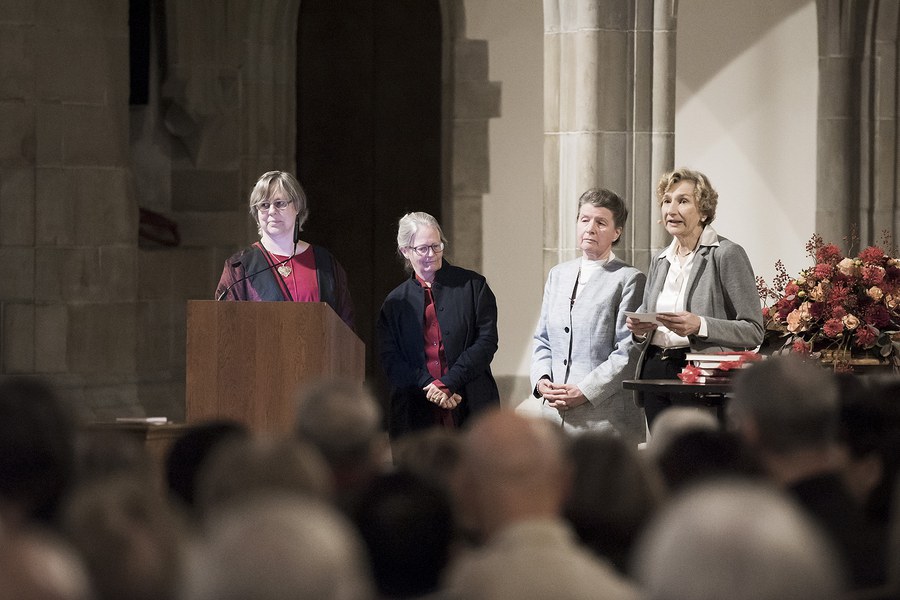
[185,494,372,600]
[61,476,183,600]
[294,379,382,469]
[194,436,333,515]
[647,406,719,459]
[729,354,839,453]
[632,480,845,600]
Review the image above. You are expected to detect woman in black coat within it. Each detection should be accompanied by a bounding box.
[377,212,500,440]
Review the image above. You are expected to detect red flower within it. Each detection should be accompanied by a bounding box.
[814,264,833,280]
[829,305,847,320]
[865,304,891,328]
[823,318,844,337]
[859,246,886,263]
[791,339,812,354]
[862,266,885,285]
[816,243,842,264]
[854,326,877,348]
[784,281,800,297]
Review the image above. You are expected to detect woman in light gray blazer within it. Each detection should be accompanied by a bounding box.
[531,188,646,441]
[626,168,764,428]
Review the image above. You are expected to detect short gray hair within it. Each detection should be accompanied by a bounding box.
[396,212,446,250]
[395,212,447,272]
[633,480,844,600]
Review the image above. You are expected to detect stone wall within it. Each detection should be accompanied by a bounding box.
[0,0,143,419]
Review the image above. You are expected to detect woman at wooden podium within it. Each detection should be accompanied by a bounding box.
[377,212,500,440]
[214,171,354,329]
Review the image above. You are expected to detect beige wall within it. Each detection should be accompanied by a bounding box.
[463,1,544,384]
[675,0,818,283]
[466,0,817,391]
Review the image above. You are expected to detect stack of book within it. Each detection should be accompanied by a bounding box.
[676,351,763,384]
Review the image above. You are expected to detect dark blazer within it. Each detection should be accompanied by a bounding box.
[377,261,500,439]
[215,243,354,329]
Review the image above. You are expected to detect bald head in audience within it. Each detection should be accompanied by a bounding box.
[461,409,570,538]
[447,410,638,600]
[186,494,372,600]
[633,480,844,600]
[0,530,94,600]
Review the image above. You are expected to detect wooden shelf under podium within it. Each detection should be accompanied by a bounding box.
[186,301,364,434]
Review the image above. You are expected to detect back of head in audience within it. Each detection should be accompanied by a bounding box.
[646,406,718,459]
[164,420,249,511]
[837,375,900,526]
[564,431,661,573]
[0,377,77,529]
[294,379,384,495]
[193,436,332,517]
[391,427,463,492]
[729,354,839,456]
[0,529,93,600]
[632,480,845,600]
[655,428,763,493]
[351,470,454,599]
[186,494,373,600]
[61,475,184,600]
[460,410,569,539]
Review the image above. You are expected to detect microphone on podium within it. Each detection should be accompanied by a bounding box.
[216,215,301,301]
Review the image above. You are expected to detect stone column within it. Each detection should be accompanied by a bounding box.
[858,1,900,245]
[815,0,871,245]
[544,0,676,275]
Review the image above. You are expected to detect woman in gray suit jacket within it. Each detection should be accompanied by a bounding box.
[626,168,764,428]
[531,188,647,441]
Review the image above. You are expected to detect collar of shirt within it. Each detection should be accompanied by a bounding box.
[662,224,720,264]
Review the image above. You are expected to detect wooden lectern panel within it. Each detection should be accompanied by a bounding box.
[185,301,364,434]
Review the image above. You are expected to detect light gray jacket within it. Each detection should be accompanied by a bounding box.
[633,234,765,405]
[531,256,645,437]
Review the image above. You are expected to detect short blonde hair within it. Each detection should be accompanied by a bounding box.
[656,168,718,224]
[248,171,309,234]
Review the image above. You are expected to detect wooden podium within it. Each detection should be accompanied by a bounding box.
[185,301,364,434]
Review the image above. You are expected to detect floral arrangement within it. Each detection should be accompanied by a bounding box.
[757,232,900,371]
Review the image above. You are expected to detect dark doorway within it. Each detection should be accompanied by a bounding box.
[297,1,443,404]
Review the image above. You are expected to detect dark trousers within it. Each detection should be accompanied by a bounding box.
[640,345,690,428]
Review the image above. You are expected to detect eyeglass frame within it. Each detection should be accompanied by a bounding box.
[406,242,445,256]
[254,199,294,213]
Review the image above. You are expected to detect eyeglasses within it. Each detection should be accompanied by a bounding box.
[407,243,445,256]
[255,199,291,213]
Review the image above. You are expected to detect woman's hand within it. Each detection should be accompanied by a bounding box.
[626,315,658,337]
[540,382,588,411]
[422,383,461,409]
[655,311,701,337]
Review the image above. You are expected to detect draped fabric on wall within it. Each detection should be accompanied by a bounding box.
[817,0,900,250]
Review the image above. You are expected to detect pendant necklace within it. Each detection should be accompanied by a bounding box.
[277,260,292,278]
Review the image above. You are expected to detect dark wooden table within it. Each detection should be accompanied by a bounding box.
[622,379,732,422]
